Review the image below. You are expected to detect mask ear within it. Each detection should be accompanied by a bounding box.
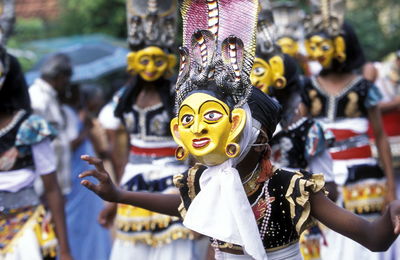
[164,54,177,78]
[229,108,246,142]
[126,52,137,75]
[334,36,346,63]
[170,117,188,160]
[269,55,286,89]
[224,108,246,158]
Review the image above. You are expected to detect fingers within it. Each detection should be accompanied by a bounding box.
[78,169,108,183]
[81,155,107,172]
[81,179,98,193]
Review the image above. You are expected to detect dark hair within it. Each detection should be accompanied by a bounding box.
[0,52,31,113]
[114,75,175,120]
[248,87,282,140]
[40,53,73,80]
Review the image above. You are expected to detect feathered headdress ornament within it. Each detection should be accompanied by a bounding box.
[304,0,346,37]
[126,0,177,50]
[175,0,259,112]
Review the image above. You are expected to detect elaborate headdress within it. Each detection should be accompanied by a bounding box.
[0,0,15,45]
[272,1,303,41]
[126,0,177,50]
[304,0,346,37]
[256,8,278,56]
[175,0,259,111]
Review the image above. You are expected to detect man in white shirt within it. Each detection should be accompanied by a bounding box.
[29,53,73,195]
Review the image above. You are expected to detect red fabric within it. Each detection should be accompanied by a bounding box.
[368,111,400,138]
[330,129,360,142]
[130,146,176,157]
[331,145,372,160]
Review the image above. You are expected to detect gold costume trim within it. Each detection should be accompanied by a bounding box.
[285,171,325,235]
[173,174,185,189]
[115,212,181,232]
[1,205,57,257]
[188,164,201,200]
[178,202,187,219]
[342,179,386,214]
[115,224,195,247]
[243,168,261,196]
[216,239,300,254]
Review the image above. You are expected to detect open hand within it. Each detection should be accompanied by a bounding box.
[79,155,121,202]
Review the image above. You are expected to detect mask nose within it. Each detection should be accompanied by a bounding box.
[190,118,206,135]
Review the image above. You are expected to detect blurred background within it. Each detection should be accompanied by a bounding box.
[6,0,400,101]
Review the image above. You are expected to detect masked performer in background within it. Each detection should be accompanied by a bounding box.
[98,0,203,259]
[268,1,319,76]
[82,1,400,260]
[300,1,397,259]
[0,44,72,260]
[251,8,336,260]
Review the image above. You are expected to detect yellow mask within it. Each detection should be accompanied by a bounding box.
[126,46,177,82]
[250,56,286,94]
[170,93,246,166]
[305,35,346,68]
[277,37,299,58]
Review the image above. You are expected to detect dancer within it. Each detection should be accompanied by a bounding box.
[0,46,72,260]
[81,1,400,259]
[251,9,336,260]
[97,0,203,259]
[300,0,397,259]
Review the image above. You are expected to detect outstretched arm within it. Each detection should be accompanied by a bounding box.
[310,191,400,252]
[79,155,182,217]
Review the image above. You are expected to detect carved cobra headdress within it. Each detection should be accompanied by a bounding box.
[304,0,346,37]
[175,0,260,112]
[126,0,177,50]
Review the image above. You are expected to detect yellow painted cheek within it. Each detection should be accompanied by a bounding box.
[251,59,273,93]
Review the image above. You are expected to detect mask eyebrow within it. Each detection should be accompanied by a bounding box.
[198,100,232,123]
[198,100,229,114]
[178,104,195,118]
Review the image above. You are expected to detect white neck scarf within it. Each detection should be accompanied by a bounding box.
[183,104,268,260]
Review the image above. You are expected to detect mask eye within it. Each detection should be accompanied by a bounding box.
[204,111,223,122]
[155,59,165,67]
[181,114,194,126]
[253,66,265,76]
[321,45,331,51]
[140,58,149,65]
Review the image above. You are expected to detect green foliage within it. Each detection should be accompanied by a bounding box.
[346,0,400,61]
[58,0,126,38]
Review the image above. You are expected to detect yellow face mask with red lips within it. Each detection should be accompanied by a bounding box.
[127,46,177,82]
[250,56,286,94]
[170,93,246,166]
[305,34,346,69]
